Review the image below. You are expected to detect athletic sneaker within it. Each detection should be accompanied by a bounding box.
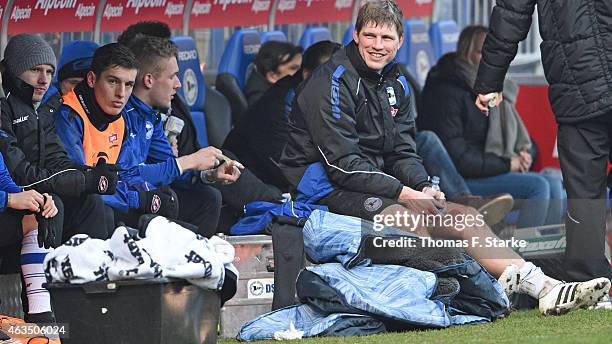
[498,264,611,315]
[589,293,612,310]
[538,278,611,315]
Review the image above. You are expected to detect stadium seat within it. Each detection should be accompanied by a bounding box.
[429,20,459,60]
[398,19,435,87]
[173,36,233,148]
[215,29,261,126]
[173,36,210,147]
[299,27,333,49]
[342,25,355,46]
[204,84,232,148]
[261,31,287,43]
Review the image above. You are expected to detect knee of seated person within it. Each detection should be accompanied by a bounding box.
[526,174,551,199]
[417,130,442,145]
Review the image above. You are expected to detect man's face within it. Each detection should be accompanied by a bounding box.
[266,53,302,84]
[87,66,137,116]
[353,22,403,72]
[60,77,83,95]
[148,56,181,111]
[19,64,54,102]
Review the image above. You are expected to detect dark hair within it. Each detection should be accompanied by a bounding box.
[355,0,404,38]
[457,25,488,63]
[301,40,341,73]
[254,41,303,75]
[117,21,171,46]
[90,43,138,77]
[126,36,178,79]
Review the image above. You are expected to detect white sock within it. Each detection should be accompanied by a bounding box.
[21,230,52,314]
[518,262,560,298]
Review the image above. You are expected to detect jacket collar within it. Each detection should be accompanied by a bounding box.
[127,95,162,123]
[1,62,35,108]
[73,81,122,129]
[346,41,399,82]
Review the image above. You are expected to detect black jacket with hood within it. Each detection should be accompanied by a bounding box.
[419,53,511,178]
[280,42,430,201]
[0,67,86,196]
[474,0,612,123]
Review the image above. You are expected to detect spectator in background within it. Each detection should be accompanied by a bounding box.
[244,41,303,106]
[224,40,341,191]
[419,25,565,229]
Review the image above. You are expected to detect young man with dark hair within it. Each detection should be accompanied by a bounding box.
[120,36,241,237]
[244,41,303,106]
[55,43,178,221]
[280,0,610,315]
[224,40,341,190]
[0,34,117,240]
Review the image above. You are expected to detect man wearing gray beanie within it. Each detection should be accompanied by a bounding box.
[0,34,118,323]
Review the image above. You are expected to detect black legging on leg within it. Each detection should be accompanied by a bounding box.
[60,194,112,240]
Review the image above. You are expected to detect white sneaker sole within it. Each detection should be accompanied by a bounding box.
[541,278,611,316]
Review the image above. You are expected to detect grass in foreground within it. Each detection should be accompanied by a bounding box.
[220,309,612,344]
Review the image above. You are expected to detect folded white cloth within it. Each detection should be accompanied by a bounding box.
[44,216,238,290]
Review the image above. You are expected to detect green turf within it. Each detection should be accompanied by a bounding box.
[219,309,612,344]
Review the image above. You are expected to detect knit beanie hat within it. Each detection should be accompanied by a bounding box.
[57,40,99,82]
[3,34,57,76]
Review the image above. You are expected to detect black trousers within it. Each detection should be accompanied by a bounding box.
[557,113,612,281]
[60,193,114,240]
[115,185,222,238]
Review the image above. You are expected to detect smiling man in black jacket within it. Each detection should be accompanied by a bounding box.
[280,0,610,315]
[473,0,612,285]
[0,34,117,242]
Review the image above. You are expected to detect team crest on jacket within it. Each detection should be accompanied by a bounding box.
[386,87,397,106]
[364,197,383,212]
[151,194,161,213]
[98,176,108,193]
[145,121,154,140]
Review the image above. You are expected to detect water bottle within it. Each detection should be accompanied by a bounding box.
[430,176,441,192]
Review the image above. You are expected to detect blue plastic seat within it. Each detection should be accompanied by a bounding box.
[429,20,459,60]
[299,27,333,49]
[215,29,262,125]
[261,31,287,43]
[398,19,435,87]
[342,25,354,46]
[172,36,209,147]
